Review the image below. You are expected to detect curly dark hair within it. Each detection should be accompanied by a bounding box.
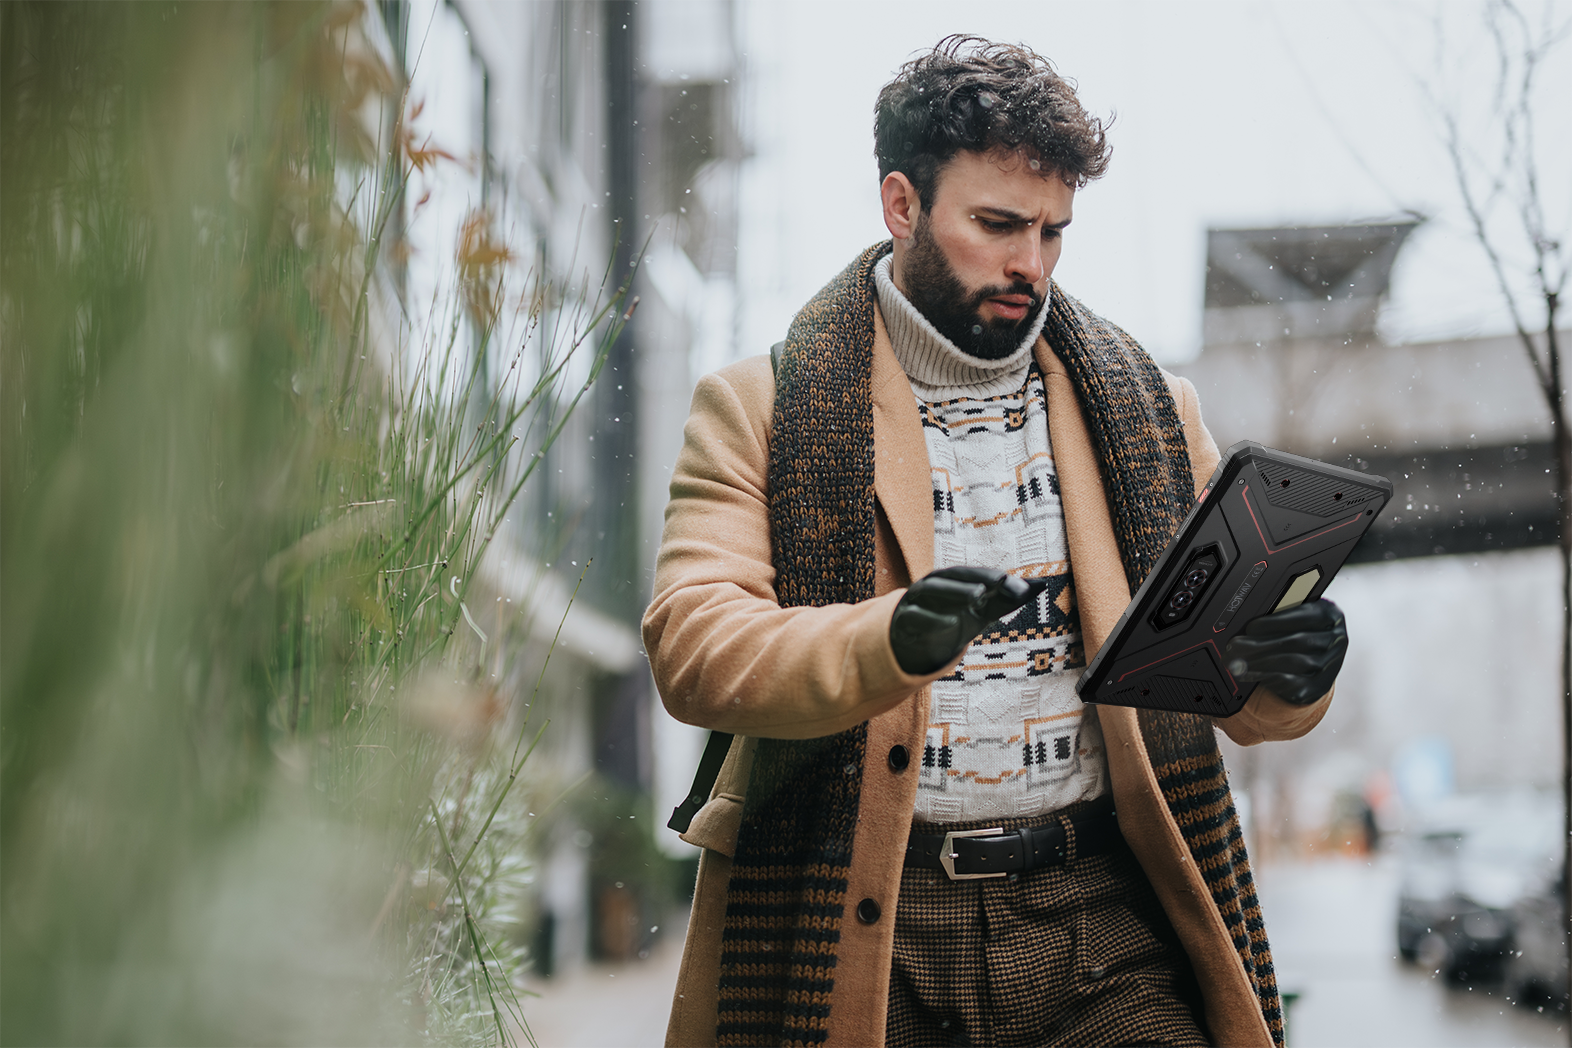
[875,35,1111,208]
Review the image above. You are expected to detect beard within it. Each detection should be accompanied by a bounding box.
[902,217,1046,361]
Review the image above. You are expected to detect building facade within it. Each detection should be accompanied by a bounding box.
[374,0,742,976]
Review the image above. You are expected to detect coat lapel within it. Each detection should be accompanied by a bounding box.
[1036,341,1131,656]
[1036,336,1159,795]
[870,304,934,580]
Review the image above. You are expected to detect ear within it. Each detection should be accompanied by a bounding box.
[881,171,920,241]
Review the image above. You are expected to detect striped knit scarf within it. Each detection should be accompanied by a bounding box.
[718,242,1282,1047]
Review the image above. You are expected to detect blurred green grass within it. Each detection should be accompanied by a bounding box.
[0,4,628,1044]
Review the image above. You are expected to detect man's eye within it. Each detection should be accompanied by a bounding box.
[977,217,1011,232]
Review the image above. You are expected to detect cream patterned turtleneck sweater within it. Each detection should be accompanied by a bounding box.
[875,255,1108,824]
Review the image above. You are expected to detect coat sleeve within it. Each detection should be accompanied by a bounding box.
[642,356,936,740]
[1167,373,1335,745]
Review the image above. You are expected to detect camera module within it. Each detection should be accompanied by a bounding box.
[1150,546,1223,631]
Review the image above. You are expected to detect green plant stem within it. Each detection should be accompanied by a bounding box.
[432,798,511,1048]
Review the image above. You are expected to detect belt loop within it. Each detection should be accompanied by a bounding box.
[1058,812,1078,865]
[1016,825,1035,874]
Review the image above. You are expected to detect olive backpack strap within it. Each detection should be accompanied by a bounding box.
[667,729,737,833]
[666,341,784,837]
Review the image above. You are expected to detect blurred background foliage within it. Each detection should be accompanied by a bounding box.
[0,2,630,1044]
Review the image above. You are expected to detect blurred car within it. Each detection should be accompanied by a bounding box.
[1395,792,1560,984]
[1503,858,1567,1012]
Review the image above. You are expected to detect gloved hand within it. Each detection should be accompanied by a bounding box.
[1223,598,1348,706]
[890,566,1048,676]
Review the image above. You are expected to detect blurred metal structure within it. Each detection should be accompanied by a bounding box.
[1179,220,1561,563]
[1203,222,1419,347]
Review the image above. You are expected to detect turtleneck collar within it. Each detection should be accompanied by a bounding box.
[874,254,1049,401]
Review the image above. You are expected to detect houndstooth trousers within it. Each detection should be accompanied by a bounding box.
[886,802,1210,1047]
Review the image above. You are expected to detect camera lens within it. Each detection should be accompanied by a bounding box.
[1183,567,1210,588]
[1169,589,1195,612]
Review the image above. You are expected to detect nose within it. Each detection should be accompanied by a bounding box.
[1005,231,1045,286]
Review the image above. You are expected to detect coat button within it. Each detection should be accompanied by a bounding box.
[856,898,881,924]
[888,745,910,772]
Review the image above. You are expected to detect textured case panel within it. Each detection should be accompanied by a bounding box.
[1108,673,1228,715]
[1255,462,1383,517]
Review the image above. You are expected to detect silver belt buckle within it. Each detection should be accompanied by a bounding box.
[940,827,1007,880]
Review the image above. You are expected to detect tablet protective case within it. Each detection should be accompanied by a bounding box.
[1076,441,1391,716]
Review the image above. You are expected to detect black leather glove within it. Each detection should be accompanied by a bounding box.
[890,566,1048,676]
[1223,598,1347,706]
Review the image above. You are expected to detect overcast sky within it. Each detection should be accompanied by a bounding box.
[732,0,1571,364]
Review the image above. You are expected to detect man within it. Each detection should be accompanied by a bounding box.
[645,36,1347,1048]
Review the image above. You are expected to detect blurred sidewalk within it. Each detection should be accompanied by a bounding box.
[515,856,1569,1047]
[1259,854,1566,1047]
[518,911,686,1048]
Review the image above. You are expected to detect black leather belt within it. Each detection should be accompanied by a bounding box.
[904,795,1122,880]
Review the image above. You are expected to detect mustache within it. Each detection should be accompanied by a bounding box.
[970,281,1043,311]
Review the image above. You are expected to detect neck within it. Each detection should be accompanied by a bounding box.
[874,255,1046,400]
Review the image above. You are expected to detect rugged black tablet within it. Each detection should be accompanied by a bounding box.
[1076,441,1391,717]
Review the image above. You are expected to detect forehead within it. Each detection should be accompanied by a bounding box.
[932,149,1074,217]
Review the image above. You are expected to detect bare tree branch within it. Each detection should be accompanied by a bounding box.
[1440,108,1554,396]
[1431,1,1567,404]
[1433,0,1571,1019]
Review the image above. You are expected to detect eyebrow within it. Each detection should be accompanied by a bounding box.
[974,206,1072,228]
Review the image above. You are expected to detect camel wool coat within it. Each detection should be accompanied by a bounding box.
[643,306,1332,1047]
